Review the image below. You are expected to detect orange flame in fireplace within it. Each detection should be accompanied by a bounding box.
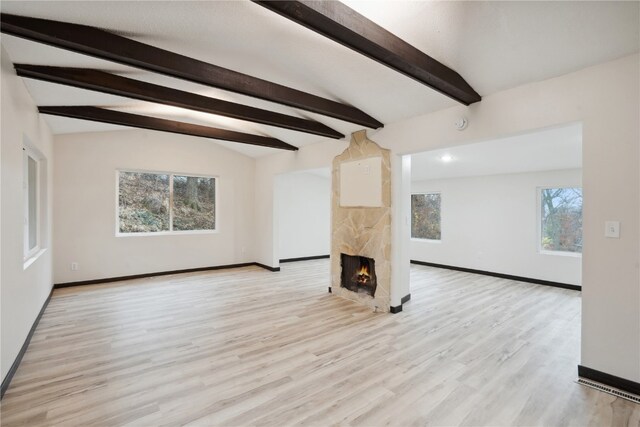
[357,264,370,278]
[356,264,371,286]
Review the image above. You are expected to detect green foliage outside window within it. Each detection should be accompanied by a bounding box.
[411,193,441,240]
[119,172,170,233]
[118,171,216,233]
[172,175,216,231]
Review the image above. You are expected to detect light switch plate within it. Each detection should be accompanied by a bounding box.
[605,221,620,238]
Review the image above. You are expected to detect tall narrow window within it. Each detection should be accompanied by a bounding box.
[117,170,217,234]
[24,150,39,259]
[540,187,583,253]
[411,193,441,240]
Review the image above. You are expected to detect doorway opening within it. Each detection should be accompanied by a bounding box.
[407,123,583,300]
[273,168,331,276]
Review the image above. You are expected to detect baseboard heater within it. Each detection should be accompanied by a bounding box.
[577,378,640,404]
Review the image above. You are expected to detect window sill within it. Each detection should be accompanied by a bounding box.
[116,230,219,237]
[411,238,442,243]
[23,248,47,270]
[539,250,582,258]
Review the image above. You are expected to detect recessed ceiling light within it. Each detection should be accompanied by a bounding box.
[441,155,453,163]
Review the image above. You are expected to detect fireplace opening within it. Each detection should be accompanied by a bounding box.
[340,253,377,297]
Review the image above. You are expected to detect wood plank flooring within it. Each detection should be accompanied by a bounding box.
[1,259,638,426]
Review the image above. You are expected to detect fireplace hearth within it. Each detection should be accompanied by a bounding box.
[341,254,377,297]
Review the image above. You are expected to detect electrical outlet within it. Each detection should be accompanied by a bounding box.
[71,262,79,271]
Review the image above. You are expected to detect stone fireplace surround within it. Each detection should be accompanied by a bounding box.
[331,130,391,312]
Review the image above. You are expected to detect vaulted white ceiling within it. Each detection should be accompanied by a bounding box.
[1,1,638,157]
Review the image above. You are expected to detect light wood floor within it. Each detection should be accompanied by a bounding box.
[1,259,638,426]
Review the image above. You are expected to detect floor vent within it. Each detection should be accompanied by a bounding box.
[577,378,640,404]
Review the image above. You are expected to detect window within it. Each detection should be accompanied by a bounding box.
[24,149,40,258]
[117,171,216,234]
[118,172,170,233]
[540,187,582,253]
[172,175,216,231]
[411,193,441,240]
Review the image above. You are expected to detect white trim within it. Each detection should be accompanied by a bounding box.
[169,172,175,232]
[115,169,218,236]
[411,238,442,243]
[117,230,219,237]
[115,167,218,179]
[23,144,42,261]
[23,248,46,270]
[540,249,582,258]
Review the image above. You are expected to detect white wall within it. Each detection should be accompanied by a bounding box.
[391,154,412,305]
[255,141,349,268]
[275,171,330,260]
[1,46,54,383]
[53,130,255,283]
[411,169,582,285]
[254,54,640,382]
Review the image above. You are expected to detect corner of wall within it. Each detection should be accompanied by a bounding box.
[1,42,55,384]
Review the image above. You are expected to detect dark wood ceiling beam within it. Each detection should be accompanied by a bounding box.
[253,1,481,106]
[1,13,383,129]
[38,106,298,151]
[15,64,344,139]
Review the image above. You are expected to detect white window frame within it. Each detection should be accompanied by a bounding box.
[410,191,442,242]
[23,146,41,262]
[537,186,582,257]
[116,169,219,236]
